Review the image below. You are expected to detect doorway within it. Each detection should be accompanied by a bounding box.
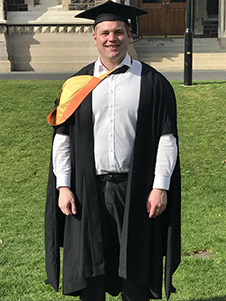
[203,0,219,37]
[139,0,186,36]
[207,0,218,18]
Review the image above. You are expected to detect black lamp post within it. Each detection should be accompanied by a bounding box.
[184,0,193,86]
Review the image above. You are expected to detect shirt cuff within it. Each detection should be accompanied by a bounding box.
[56,174,71,189]
[152,175,171,190]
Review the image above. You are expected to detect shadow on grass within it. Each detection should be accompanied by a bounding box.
[186,297,226,301]
[192,80,226,85]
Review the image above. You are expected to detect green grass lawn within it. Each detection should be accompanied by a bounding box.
[0,79,226,301]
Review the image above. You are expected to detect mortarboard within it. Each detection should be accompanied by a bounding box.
[75,0,147,34]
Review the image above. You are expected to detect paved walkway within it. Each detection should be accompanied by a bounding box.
[0,70,225,81]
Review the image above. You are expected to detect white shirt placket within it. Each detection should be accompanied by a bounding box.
[108,75,116,172]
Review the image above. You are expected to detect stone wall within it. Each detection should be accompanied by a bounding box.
[6,24,98,71]
[219,0,226,48]
[5,23,137,72]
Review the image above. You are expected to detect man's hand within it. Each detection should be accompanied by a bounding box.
[147,188,167,218]
[58,187,76,215]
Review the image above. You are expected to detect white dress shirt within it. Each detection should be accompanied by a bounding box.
[92,54,141,174]
[52,54,178,190]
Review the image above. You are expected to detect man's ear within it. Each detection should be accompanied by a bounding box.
[128,29,132,43]
[93,30,97,46]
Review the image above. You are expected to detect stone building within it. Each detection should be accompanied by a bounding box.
[0,0,226,72]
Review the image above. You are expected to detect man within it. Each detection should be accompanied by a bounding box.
[45,1,181,300]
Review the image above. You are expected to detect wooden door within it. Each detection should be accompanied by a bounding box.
[139,0,186,36]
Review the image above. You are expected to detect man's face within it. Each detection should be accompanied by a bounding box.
[93,20,132,69]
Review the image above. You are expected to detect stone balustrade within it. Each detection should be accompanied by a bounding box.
[2,24,93,34]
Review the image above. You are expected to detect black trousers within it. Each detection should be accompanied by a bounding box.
[80,177,150,301]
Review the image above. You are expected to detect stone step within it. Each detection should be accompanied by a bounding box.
[133,37,226,70]
[135,46,223,53]
[140,53,226,71]
[11,40,96,48]
[135,37,219,45]
[12,61,93,72]
[134,38,223,54]
[12,52,98,61]
[7,31,97,71]
[139,51,226,59]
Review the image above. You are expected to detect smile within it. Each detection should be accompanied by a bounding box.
[106,45,119,48]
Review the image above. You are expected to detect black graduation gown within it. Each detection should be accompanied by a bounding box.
[45,61,181,300]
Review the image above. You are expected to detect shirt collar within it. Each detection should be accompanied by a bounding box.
[95,53,132,75]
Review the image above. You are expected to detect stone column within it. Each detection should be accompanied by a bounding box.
[24,0,35,8]
[219,0,226,48]
[0,0,11,71]
[62,0,70,10]
[0,0,5,22]
[194,0,208,36]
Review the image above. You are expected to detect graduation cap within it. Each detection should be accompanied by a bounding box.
[75,0,147,34]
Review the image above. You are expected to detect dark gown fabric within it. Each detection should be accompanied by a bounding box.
[45,61,181,300]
